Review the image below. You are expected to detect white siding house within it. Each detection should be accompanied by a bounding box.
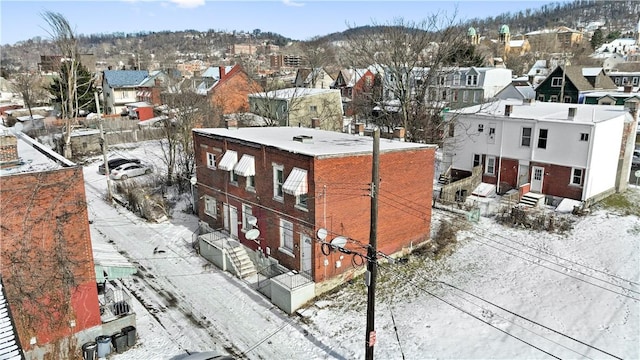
[443,99,638,202]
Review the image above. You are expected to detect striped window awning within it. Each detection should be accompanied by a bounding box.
[218,150,237,171]
[283,167,308,196]
[234,154,255,176]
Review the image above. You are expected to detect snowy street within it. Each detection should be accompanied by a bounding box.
[83,163,349,359]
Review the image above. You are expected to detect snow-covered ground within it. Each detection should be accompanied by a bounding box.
[84,141,639,359]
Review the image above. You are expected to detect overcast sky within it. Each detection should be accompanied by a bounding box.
[1,0,564,45]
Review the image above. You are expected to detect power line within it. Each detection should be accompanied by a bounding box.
[378,265,562,359]
[429,208,640,300]
[427,278,622,359]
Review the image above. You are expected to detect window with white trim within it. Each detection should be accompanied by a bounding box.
[571,168,583,185]
[614,77,620,85]
[551,77,562,87]
[207,152,216,169]
[241,204,253,231]
[230,170,238,185]
[521,127,532,147]
[473,154,481,168]
[537,94,545,101]
[296,194,308,209]
[309,105,318,113]
[466,74,478,86]
[550,95,558,102]
[204,196,217,218]
[538,129,548,149]
[453,74,460,86]
[279,218,294,254]
[485,156,496,175]
[478,124,484,133]
[463,90,469,102]
[273,163,284,201]
[246,175,255,191]
[633,77,639,86]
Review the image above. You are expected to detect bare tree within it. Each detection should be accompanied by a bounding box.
[343,14,466,143]
[159,90,222,189]
[11,72,50,119]
[41,11,81,158]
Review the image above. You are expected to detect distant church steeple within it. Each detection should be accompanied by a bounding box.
[499,24,511,44]
[468,27,479,45]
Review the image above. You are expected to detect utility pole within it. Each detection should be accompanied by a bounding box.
[365,127,380,360]
[95,91,113,203]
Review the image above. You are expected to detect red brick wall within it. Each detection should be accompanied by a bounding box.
[498,157,519,192]
[0,167,101,351]
[210,68,256,114]
[313,148,434,282]
[194,132,434,283]
[530,162,583,200]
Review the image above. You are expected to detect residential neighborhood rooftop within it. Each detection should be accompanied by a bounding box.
[194,127,433,157]
[452,99,634,124]
[248,87,340,100]
[0,126,71,176]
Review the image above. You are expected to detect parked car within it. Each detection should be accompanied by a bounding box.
[633,149,640,166]
[98,158,141,175]
[109,163,153,180]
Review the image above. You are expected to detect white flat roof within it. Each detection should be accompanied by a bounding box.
[452,100,629,124]
[194,127,433,158]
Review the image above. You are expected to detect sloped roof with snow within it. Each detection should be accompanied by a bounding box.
[248,87,339,100]
[103,70,149,88]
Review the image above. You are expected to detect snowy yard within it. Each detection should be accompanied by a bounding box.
[84,141,639,359]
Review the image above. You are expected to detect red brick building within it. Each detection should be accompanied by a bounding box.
[208,65,257,114]
[0,131,101,358]
[193,126,435,286]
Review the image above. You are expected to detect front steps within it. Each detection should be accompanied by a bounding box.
[518,192,545,208]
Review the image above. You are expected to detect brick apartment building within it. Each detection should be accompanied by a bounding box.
[0,129,135,358]
[193,125,436,289]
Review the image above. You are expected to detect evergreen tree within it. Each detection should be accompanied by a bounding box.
[49,62,97,116]
[590,28,604,50]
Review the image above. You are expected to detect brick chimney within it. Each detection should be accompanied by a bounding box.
[311,118,320,129]
[225,118,238,130]
[354,123,365,136]
[0,132,19,168]
[219,66,226,79]
[624,84,633,93]
[393,127,406,141]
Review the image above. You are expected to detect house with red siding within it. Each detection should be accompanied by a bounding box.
[0,129,135,358]
[442,99,639,205]
[331,67,379,117]
[193,124,435,312]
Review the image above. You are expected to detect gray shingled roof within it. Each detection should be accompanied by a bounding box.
[103,70,149,87]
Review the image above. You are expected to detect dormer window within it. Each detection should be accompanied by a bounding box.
[466,75,478,86]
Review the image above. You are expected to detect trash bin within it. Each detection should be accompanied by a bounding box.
[96,335,111,358]
[82,341,97,360]
[122,325,136,347]
[112,331,128,353]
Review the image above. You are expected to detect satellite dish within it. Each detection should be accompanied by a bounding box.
[245,229,260,240]
[331,236,347,249]
[317,228,328,240]
[247,215,258,227]
[190,177,197,185]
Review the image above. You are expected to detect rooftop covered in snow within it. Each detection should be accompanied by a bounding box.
[450,99,634,124]
[194,127,434,158]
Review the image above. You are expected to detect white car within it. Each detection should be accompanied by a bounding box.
[110,163,153,180]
